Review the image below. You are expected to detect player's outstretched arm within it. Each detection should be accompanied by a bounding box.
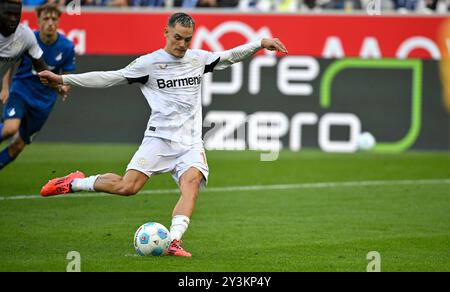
[39,70,128,88]
[214,38,288,70]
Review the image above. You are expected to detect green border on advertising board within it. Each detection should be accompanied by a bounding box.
[320,59,423,153]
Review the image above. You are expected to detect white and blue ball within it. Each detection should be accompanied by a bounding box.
[134,222,171,256]
[357,132,376,151]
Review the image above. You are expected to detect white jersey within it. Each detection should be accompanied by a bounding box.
[120,49,222,145]
[0,24,43,78]
[62,40,262,145]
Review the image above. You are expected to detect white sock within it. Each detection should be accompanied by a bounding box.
[71,175,99,192]
[170,215,190,242]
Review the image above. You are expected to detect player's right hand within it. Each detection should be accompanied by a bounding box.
[0,89,9,105]
[261,38,288,54]
[38,70,63,89]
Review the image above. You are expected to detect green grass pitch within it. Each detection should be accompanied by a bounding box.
[0,143,449,272]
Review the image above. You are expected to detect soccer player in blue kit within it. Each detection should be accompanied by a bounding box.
[0,3,75,170]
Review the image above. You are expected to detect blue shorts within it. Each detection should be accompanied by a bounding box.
[1,90,54,144]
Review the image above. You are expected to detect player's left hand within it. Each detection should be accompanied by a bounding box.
[261,38,288,54]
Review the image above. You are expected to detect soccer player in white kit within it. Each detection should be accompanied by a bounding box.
[0,0,46,81]
[39,12,288,257]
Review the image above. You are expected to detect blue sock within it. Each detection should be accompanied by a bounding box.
[0,147,15,170]
[0,123,3,144]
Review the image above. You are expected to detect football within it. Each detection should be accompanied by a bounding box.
[134,222,171,256]
[357,132,376,151]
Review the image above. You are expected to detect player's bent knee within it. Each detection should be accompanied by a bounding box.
[180,173,203,200]
[182,177,202,191]
[187,174,204,189]
[2,126,19,139]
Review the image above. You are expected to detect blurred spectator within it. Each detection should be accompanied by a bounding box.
[130,0,165,6]
[74,0,129,6]
[173,0,198,7]
[392,0,417,10]
[70,0,111,6]
[197,0,218,6]
[107,0,129,6]
[321,0,362,9]
[23,0,66,7]
[218,0,239,6]
[22,0,47,5]
[47,0,65,6]
[426,0,438,8]
[438,0,450,11]
[237,0,257,9]
[415,0,450,12]
[277,0,298,11]
[426,0,449,11]
[174,0,238,7]
[240,0,275,11]
[303,0,317,9]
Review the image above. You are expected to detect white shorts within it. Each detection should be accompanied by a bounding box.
[126,136,209,187]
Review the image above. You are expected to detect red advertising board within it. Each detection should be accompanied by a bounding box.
[21,10,448,59]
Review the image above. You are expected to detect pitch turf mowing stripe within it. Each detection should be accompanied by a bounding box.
[0,178,449,201]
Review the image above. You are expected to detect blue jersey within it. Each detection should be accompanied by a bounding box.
[11,31,75,110]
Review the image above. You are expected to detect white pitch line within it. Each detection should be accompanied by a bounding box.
[0,178,449,201]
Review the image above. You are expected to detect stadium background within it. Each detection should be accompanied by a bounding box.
[3,9,449,152]
[0,4,449,273]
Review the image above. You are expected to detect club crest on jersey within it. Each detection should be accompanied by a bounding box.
[157,75,202,89]
[7,108,16,117]
[138,157,149,168]
[8,40,21,51]
[190,59,199,67]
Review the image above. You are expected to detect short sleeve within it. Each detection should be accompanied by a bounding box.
[24,26,43,60]
[120,55,151,84]
[121,55,151,79]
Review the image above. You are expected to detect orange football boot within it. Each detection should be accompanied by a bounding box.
[167,240,192,257]
[40,171,85,197]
